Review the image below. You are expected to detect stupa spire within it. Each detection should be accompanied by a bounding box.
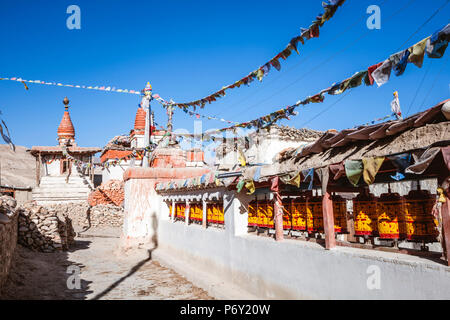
[57,97,75,145]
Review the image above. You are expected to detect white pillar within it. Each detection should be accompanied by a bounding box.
[228,192,250,237]
[185,199,190,225]
[171,200,175,222]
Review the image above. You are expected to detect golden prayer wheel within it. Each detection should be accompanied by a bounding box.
[212,203,219,224]
[207,203,214,223]
[198,203,204,222]
[189,203,202,223]
[214,203,225,225]
[404,190,439,242]
[332,195,347,233]
[291,196,307,231]
[248,200,258,227]
[353,192,378,236]
[211,204,217,223]
[176,203,186,220]
[308,196,323,233]
[168,203,173,218]
[282,198,292,230]
[377,192,406,240]
[256,200,266,228]
[257,200,274,229]
[189,204,196,222]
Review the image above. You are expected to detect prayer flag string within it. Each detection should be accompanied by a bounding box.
[171,0,347,111]
[173,24,449,140]
[0,77,142,95]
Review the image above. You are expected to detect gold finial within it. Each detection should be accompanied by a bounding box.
[63,97,69,111]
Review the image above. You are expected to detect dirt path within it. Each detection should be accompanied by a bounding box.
[1,228,213,300]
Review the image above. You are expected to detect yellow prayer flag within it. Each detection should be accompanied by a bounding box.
[245,180,255,195]
[288,171,302,188]
[238,149,247,167]
[362,157,385,185]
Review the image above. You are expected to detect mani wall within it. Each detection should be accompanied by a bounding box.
[156,188,450,300]
[121,171,450,299]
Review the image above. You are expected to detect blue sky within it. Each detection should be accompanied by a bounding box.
[0,0,448,150]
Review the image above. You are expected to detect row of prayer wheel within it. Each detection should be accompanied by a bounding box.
[247,195,347,234]
[353,190,439,242]
[171,202,225,225]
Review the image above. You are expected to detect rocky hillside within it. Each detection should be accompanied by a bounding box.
[0,144,35,188]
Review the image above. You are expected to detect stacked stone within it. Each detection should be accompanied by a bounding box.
[88,180,124,207]
[45,202,123,229]
[46,202,90,227]
[0,196,18,288]
[17,202,75,252]
[89,204,124,228]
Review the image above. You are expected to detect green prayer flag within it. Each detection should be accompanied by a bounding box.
[345,160,364,187]
[236,179,245,193]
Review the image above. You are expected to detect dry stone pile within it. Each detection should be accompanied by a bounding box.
[0,195,18,288]
[88,179,124,207]
[18,202,75,252]
[47,202,90,227]
[89,204,124,228]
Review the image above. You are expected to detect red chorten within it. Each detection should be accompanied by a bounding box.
[57,97,75,141]
[133,107,146,135]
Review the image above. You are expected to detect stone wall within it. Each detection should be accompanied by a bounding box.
[46,202,124,229]
[88,204,124,228]
[18,202,76,252]
[0,196,18,289]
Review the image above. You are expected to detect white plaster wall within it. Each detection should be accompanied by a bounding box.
[253,139,309,164]
[45,159,61,176]
[218,139,310,166]
[102,162,131,182]
[369,178,438,197]
[131,134,145,149]
[42,155,92,177]
[122,179,160,248]
[156,191,450,300]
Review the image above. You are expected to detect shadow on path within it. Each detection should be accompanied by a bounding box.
[90,248,155,300]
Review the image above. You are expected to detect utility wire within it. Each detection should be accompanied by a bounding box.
[395,0,450,52]
[228,0,417,120]
[405,60,433,117]
[416,56,447,113]
[400,0,449,117]
[214,0,389,118]
[276,0,447,129]
[299,91,351,128]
